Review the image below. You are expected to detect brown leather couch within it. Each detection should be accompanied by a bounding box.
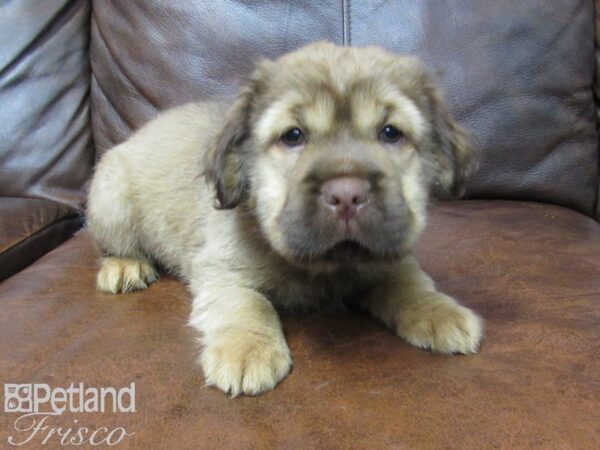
[1,1,599,448]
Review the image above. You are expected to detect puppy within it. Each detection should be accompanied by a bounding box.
[87,42,483,396]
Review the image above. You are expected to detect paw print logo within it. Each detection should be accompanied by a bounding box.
[4,384,32,413]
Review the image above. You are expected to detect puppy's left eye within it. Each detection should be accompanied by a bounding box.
[379,125,404,144]
[280,128,305,147]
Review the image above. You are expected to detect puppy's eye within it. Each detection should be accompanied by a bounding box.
[280,128,305,147]
[379,125,404,144]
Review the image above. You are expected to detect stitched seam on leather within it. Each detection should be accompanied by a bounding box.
[594,0,600,219]
[342,0,349,46]
[88,0,97,165]
[347,0,351,45]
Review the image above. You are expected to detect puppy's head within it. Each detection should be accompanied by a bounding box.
[206,42,478,268]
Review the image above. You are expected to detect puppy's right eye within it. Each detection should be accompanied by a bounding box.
[280,128,305,147]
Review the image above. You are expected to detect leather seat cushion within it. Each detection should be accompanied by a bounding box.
[0,197,82,281]
[0,200,598,448]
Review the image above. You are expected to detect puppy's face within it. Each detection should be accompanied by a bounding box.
[207,42,477,269]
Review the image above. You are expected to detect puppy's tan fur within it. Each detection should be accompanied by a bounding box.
[87,42,483,396]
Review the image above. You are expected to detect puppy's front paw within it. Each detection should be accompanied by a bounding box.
[397,293,483,354]
[200,329,292,397]
[97,257,158,294]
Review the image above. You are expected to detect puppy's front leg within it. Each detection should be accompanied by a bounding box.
[190,285,291,396]
[366,256,483,354]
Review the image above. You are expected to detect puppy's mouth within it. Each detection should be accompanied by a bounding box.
[321,239,374,262]
[284,236,405,267]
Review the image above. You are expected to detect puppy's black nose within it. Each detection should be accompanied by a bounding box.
[321,177,370,221]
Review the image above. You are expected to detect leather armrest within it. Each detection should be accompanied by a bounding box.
[0,197,82,281]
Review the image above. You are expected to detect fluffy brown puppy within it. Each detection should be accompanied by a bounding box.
[87,42,483,397]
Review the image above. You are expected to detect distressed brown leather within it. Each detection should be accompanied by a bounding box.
[0,197,81,281]
[90,1,599,217]
[0,201,598,448]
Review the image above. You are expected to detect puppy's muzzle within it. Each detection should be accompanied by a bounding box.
[280,156,406,265]
[307,162,384,260]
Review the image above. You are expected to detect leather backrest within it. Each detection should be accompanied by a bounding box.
[350,1,598,217]
[90,1,599,217]
[0,0,93,209]
[90,1,343,153]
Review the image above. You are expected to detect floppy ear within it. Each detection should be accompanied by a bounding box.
[205,76,262,209]
[426,83,479,199]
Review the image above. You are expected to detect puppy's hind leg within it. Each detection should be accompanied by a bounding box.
[87,152,159,294]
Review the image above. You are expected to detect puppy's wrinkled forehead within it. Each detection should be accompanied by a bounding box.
[254,42,429,145]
